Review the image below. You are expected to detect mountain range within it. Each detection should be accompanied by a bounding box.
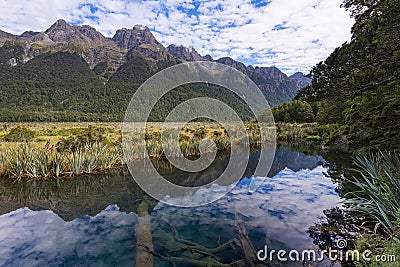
[0,19,311,121]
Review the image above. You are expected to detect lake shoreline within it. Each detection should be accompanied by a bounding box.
[0,122,349,180]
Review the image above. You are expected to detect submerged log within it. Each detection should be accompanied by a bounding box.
[156,217,246,266]
[235,213,267,267]
[136,200,154,267]
[163,217,241,254]
[138,244,246,267]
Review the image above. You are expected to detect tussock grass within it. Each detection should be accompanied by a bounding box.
[1,143,121,179]
[344,151,400,241]
[0,122,280,179]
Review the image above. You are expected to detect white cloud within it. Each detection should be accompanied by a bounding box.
[0,205,138,266]
[0,166,340,264]
[154,165,341,250]
[0,0,354,75]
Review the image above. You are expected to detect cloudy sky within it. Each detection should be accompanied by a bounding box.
[0,0,353,75]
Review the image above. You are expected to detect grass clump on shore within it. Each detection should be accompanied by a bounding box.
[343,152,400,266]
[344,152,400,239]
[1,143,121,180]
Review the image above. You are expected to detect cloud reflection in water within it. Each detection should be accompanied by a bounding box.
[0,150,341,266]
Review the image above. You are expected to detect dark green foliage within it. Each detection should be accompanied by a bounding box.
[56,126,106,152]
[108,52,157,85]
[315,123,347,145]
[355,233,400,267]
[0,41,24,70]
[271,100,315,123]
[93,62,108,76]
[296,0,400,150]
[348,152,400,266]
[0,51,105,116]
[0,48,256,122]
[148,83,254,121]
[3,127,35,142]
[0,40,296,122]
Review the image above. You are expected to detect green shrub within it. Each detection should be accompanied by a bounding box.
[3,127,35,142]
[56,126,105,152]
[355,234,400,267]
[193,127,207,139]
[271,100,315,123]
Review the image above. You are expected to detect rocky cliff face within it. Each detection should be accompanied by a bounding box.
[112,25,160,50]
[43,19,110,45]
[0,19,124,70]
[169,49,302,102]
[113,25,173,61]
[215,57,249,74]
[167,44,205,61]
[255,66,288,85]
[45,19,76,42]
[0,30,16,40]
[289,72,312,89]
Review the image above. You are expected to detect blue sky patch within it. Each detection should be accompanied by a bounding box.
[79,3,99,14]
[177,1,201,17]
[273,21,288,31]
[251,0,271,8]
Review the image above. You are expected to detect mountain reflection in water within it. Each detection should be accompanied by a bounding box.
[0,146,343,266]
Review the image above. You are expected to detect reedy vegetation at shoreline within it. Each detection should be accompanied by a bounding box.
[0,121,340,179]
[0,122,275,179]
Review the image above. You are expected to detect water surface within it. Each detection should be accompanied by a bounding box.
[0,146,348,266]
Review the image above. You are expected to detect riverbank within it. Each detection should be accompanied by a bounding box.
[1,123,398,266]
[0,122,347,180]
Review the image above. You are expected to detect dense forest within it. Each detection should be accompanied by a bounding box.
[292,0,400,150]
[0,50,254,121]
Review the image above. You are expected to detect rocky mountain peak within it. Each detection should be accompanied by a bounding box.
[20,31,40,38]
[78,25,107,43]
[46,19,72,32]
[0,20,308,104]
[44,19,108,44]
[255,66,288,83]
[45,19,77,42]
[216,57,248,74]
[112,24,170,61]
[133,24,148,31]
[112,24,161,50]
[167,44,204,61]
[203,54,213,61]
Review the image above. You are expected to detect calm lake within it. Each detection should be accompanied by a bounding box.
[0,144,351,266]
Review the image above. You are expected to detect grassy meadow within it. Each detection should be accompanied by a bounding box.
[0,121,337,180]
[0,122,264,179]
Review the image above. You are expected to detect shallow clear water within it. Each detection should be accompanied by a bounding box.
[0,146,347,266]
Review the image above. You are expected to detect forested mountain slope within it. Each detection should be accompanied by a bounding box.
[0,20,309,122]
[296,0,400,149]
